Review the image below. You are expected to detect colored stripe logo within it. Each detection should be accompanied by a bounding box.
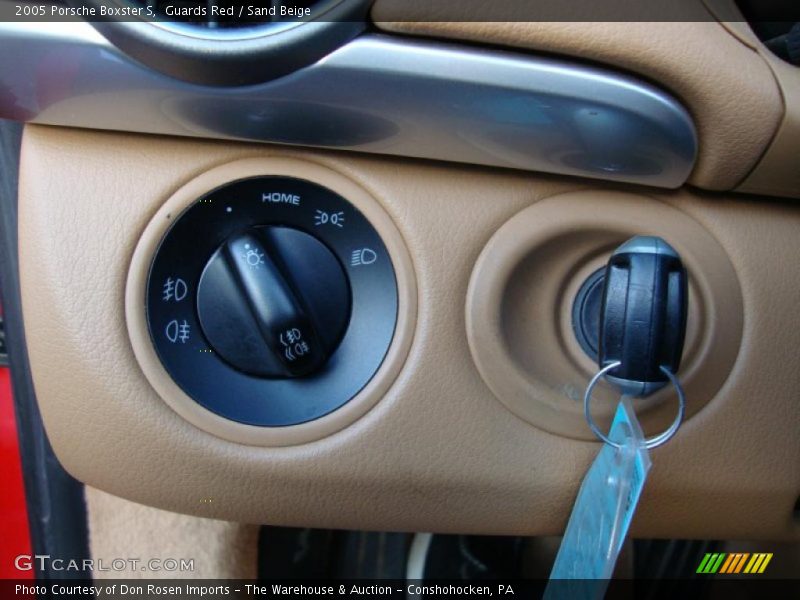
[696,552,773,574]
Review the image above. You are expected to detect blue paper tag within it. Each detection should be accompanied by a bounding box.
[545,397,651,599]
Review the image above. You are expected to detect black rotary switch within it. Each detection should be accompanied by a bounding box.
[147,176,398,426]
[196,226,351,378]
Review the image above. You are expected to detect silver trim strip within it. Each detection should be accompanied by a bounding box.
[0,23,697,187]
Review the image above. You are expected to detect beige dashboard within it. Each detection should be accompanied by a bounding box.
[4,0,798,544]
[19,124,800,539]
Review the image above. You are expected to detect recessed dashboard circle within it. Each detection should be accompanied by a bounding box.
[465,191,743,441]
[126,158,417,446]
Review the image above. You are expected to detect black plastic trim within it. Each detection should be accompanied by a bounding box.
[0,120,90,583]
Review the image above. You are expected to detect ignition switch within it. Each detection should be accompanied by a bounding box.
[574,236,688,396]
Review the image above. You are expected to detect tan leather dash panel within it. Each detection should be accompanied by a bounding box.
[19,125,800,539]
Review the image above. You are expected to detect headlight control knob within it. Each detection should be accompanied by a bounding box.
[145,175,399,427]
[197,226,350,378]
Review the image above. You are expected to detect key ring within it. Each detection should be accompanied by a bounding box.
[583,361,686,450]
